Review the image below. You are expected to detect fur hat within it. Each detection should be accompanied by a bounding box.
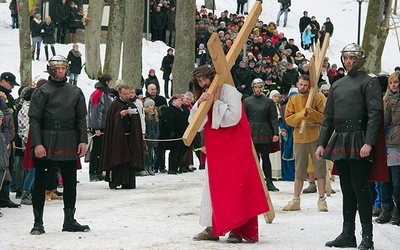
[144,98,155,108]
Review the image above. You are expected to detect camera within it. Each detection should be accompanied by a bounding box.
[246,39,253,46]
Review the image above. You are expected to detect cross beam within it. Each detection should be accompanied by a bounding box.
[299,33,330,134]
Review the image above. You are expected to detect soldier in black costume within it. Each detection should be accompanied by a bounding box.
[243,78,280,191]
[29,55,89,235]
[316,44,382,250]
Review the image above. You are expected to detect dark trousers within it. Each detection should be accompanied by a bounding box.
[379,168,393,204]
[57,21,69,44]
[32,159,77,213]
[391,166,400,199]
[255,143,272,179]
[236,3,245,14]
[168,146,186,172]
[89,135,103,175]
[154,147,166,171]
[336,159,372,224]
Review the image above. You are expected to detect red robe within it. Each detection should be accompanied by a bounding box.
[204,107,270,242]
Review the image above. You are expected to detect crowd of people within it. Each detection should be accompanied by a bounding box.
[0,1,399,249]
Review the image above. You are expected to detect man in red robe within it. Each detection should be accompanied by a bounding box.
[190,66,269,243]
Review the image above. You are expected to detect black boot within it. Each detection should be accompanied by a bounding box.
[44,46,49,61]
[358,223,374,250]
[325,221,357,248]
[51,46,56,57]
[62,208,90,232]
[36,49,40,60]
[266,177,279,192]
[393,195,400,226]
[0,181,21,208]
[390,203,399,225]
[375,203,392,224]
[32,49,35,60]
[30,209,45,235]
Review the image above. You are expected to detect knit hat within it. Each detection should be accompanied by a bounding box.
[149,69,155,73]
[144,98,155,108]
[269,90,280,99]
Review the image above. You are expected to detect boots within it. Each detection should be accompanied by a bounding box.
[302,180,317,193]
[32,49,35,60]
[358,223,374,250]
[0,181,21,208]
[145,165,155,176]
[266,177,279,191]
[21,190,32,205]
[30,209,45,235]
[89,174,98,182]
[325,221,357,248]
[390,203,399,225]
[375,203,392,224]
[44,46,49,61]
[318,197,328,212]
[50,189,62,200]
[62,208,90,232]
[36,49,40,60]
[51,46,56,57]
[282,197,300,211]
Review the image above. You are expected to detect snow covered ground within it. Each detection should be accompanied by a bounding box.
[0,0,400,249]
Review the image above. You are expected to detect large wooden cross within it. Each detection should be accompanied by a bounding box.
[299,34,330,134]
[182,1,275,223]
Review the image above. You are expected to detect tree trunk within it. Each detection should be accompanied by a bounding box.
[121,0,144,88]
[173,0,196,94]
[103,0,124,80]
[84,2,105,79]
[362,0,392,74]
[17,0,32,87]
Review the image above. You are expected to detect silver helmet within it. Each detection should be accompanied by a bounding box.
[340,43,365,73]
[47,55,69,81]
[251,78,264,87]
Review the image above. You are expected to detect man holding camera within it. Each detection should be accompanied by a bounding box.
[276,0,291,27]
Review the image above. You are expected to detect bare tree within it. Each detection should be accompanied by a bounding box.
[17,0,32,87]
[103,0,125,80]
[173,0,196,94]
[362,0,393,74]
[84,2,105,79]
[121,0,144,87]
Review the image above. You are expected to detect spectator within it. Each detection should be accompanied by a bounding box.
[323,17,334,37]
[144,69,160,94]
[302,25,315,51]
[143,98,159,175]
[165,4,176,47]
[285,38,300,58]
[276,0,291,27]
[42,16,56,61]
[151,4,166,42]
[88,75,113,182]
[196,43,210,67]
[55,0,70,44]
[298,11,311,48]
[281,63,299,94]
[161,48,174,98]
[68,1,83,44]
[233,61,252,98]
[9,0,18,29]
[67,44,82,86]
[30,14,43,61]
[236,0,247,15]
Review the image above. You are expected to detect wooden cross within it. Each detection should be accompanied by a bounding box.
[299,34,330,135]
[182,1,276,223]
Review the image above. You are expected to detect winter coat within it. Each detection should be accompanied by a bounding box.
[161,104,188,148]
[165,9,176,31]
[161,54,174,80]
[323,21,334,36]
[145,114,160,148]
[233,67,252,95]
[56,2,70,23]
[282,68,299,94]
[151,10,166,31]
[278,0,291,9]
[384,91,400,148]
[30,18,43,39]
[88,82,113,130]
[42,21,56,44]
[145,92,167,108]
[0,132,8,171]
[299,16,311,33]
[67,49,82,74]
[144,75,160,93]
[69,6,82,28]
[302,29,315,46]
